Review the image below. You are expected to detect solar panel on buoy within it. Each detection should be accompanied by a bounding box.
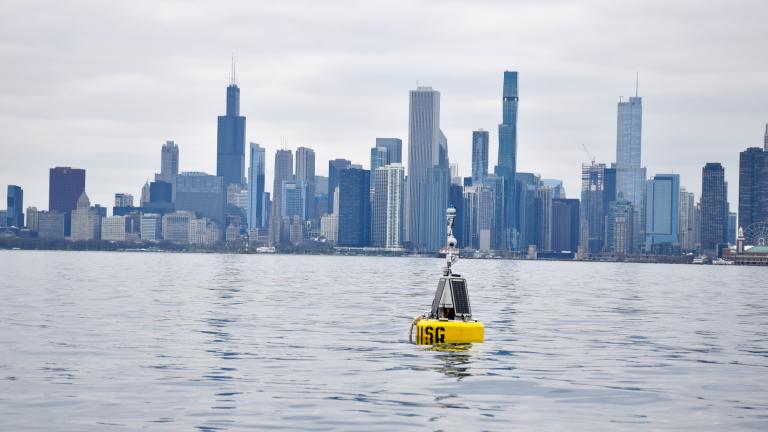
[451,279,471,316]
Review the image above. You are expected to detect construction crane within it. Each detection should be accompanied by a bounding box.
[581,143,595,165]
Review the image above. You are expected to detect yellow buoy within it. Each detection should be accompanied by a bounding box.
[410,207,484,346]
[414,319,484,345]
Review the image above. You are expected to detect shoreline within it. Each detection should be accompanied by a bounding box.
[0,238,733,266]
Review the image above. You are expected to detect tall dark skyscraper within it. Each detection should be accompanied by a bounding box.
[338,168,371,247]
[216,62,246,188]
[328,158,351,212]
[552,198,580,253]
[738,146,768,230]
[701,163,728,252]
[6,185,24,227]
[49,167,85,236]
[496,71,518,248]
[472,129,489,182]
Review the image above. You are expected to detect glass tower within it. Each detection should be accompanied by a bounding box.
[701,163,727,253]
[6,185,23,227]
[496,71,518,248]
[248,143,266,230]
[472,129,489,182]
[738,146,768,230]
[644,174,680,250]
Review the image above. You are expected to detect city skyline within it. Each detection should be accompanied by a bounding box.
[2,1,767,211]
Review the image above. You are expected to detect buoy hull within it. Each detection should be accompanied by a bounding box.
[415,319,484,344]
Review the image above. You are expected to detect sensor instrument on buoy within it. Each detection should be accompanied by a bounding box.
[409,208,484,345]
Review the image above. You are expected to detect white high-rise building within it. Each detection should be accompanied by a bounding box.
[407,86,449,252]
[71,192,101,241]
[162,211,193,244]
[101,216,127,241]
[320,213,338,244]
[189,217,220,246]
[678,188,696,250]
[373,164,405,249]
[140,213,162,242]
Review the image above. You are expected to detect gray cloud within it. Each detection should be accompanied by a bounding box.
[1,0,767,210]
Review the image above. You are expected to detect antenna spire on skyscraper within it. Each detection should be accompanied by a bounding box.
[230,53,237,86]
[635,71,639,97]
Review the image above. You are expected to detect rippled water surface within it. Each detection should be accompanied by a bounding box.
[1,251,767,430]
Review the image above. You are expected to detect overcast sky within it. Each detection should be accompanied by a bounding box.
[2,0,767,211]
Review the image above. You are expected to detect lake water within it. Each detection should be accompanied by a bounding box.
[1,251,767,431]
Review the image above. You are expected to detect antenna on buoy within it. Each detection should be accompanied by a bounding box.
[444,207,458,276]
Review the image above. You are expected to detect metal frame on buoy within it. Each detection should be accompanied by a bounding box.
[409,207,483,345]
[429,207,473,321]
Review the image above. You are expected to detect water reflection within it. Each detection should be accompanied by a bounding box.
[197,255,249,427]
[432,346,474,379]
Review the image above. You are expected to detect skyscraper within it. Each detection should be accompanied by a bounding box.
[338,168,371,247]
[644,174,680,251]
[49,167,85,236]
[477,183,496,252]
[728,211,737,245]
[701,163,728,253]
[496,71,518,248]
[407,86,449,252]
[375,138,402,164]
[369,146,388,191]
[114,193,134,208]
[175,173,225,227]
[580,163,609,254]
[605,197,634,255]
[248,143,266,230]
[516,172,540,250]
[615,94,645,206]
[552,198,580,253]
[281,180,308,220]
[738,146,768,230]
[270,149,294,245]
[160,141,179,180]
[537,186,553,252]
[372,164,405,248]
[6,185,23,227]
[472,129,489,182]
[678,188,696,250]
[71,192,101,241]
[615,87,646,251]
[295,147,316,221]
[216,63,246,188]
[328,159,351,212]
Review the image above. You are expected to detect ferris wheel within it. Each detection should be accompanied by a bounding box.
[744,222,768,246]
